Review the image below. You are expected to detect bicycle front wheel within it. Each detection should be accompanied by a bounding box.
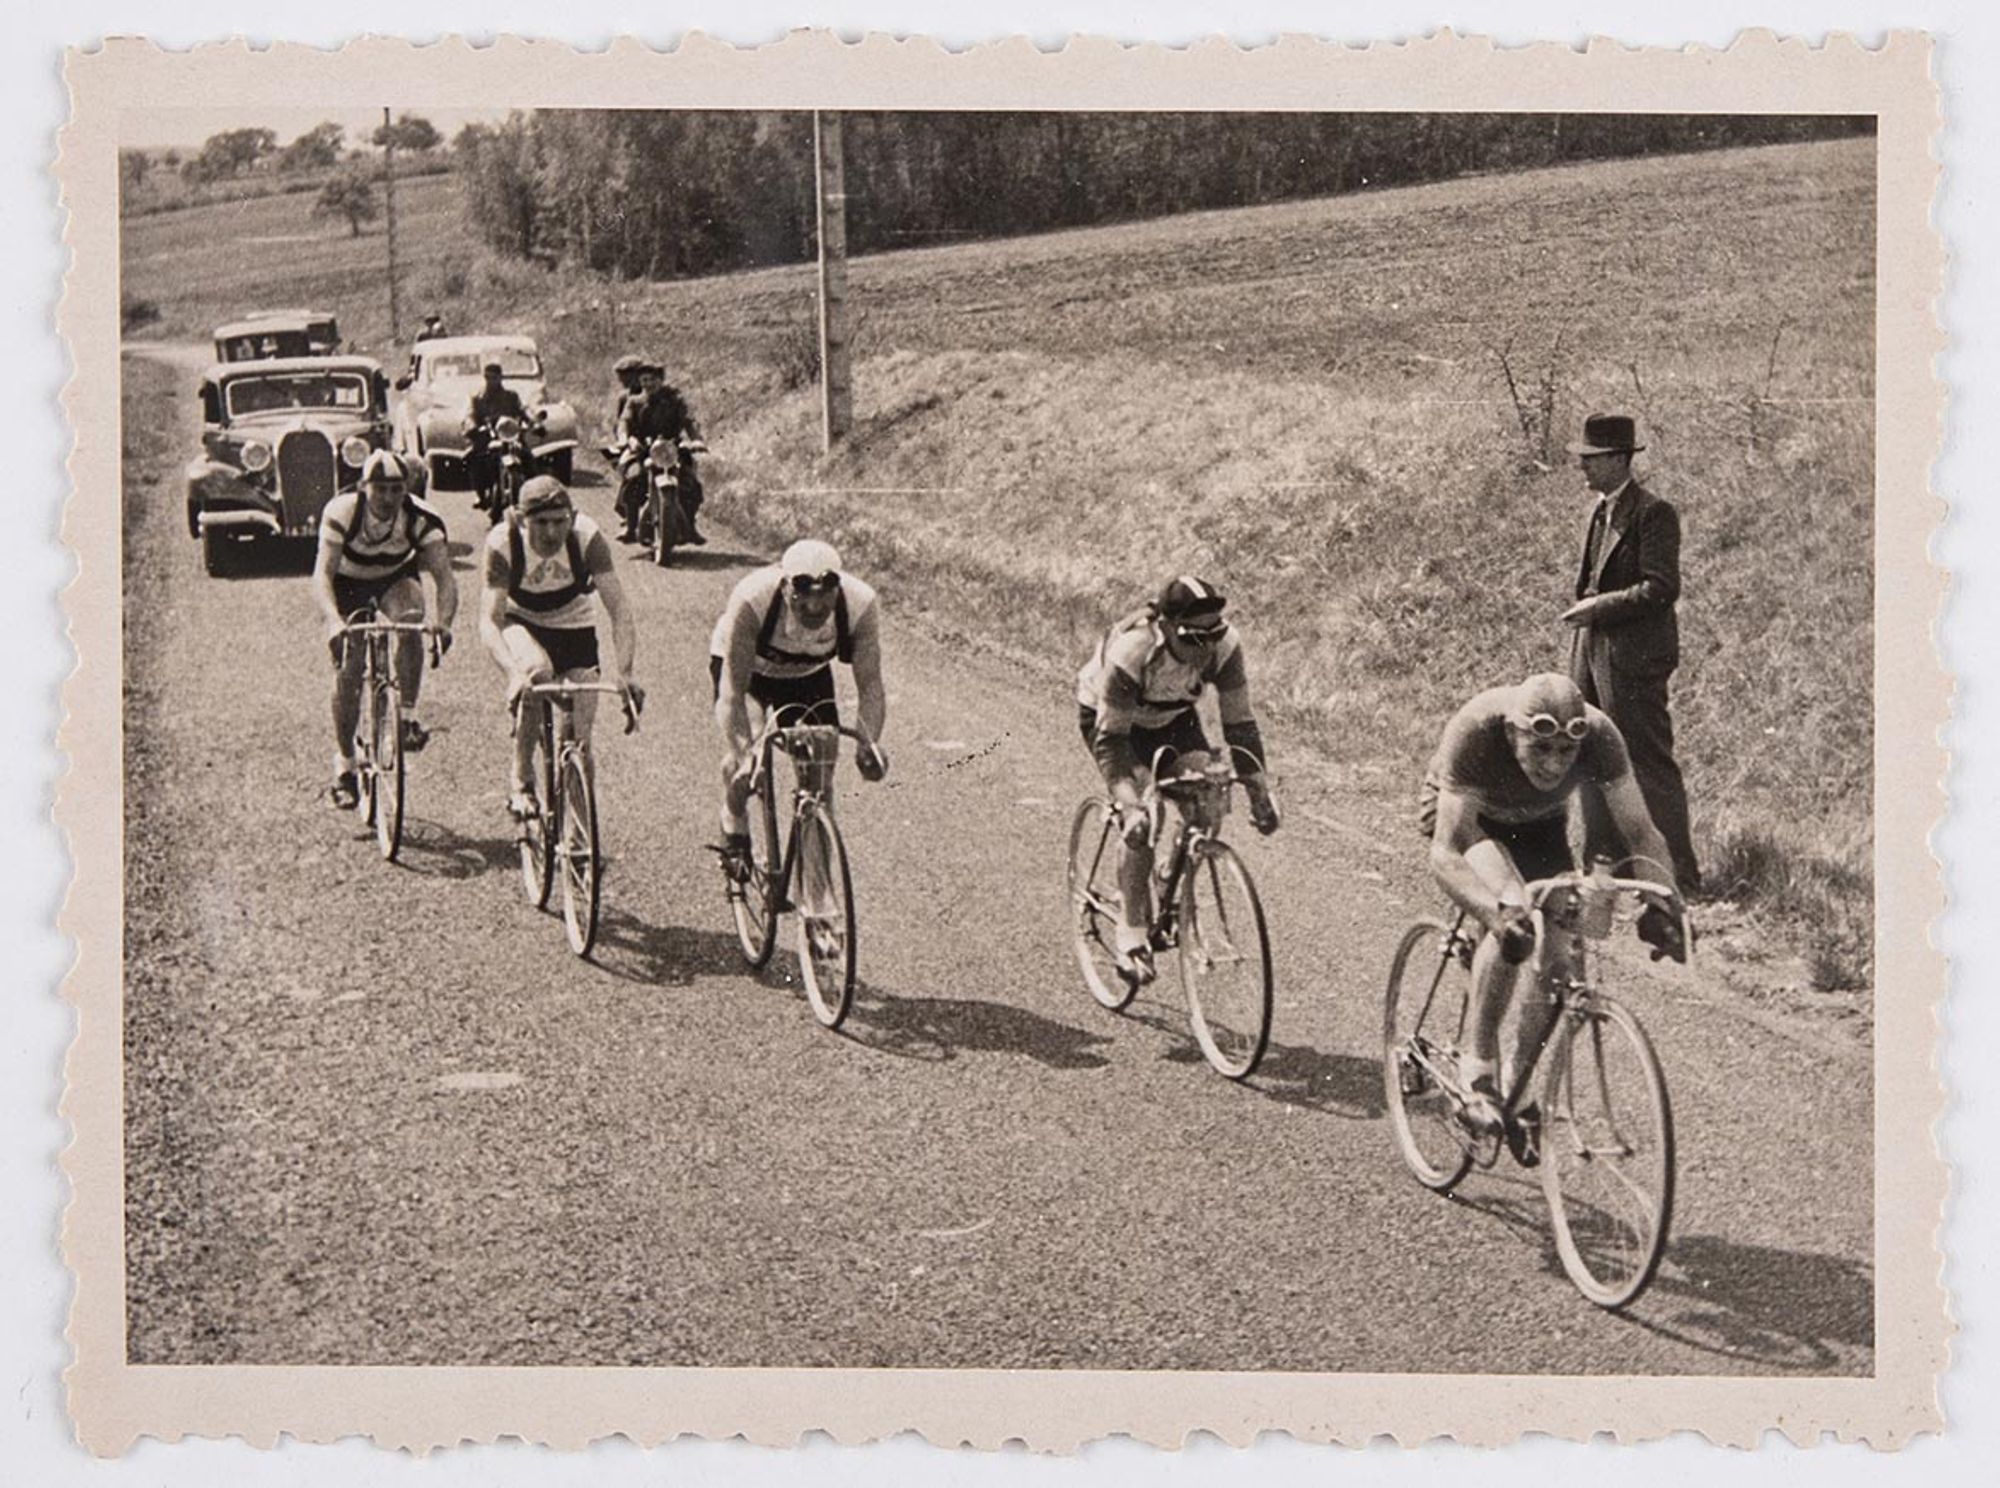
[730,777,781,968]
[1177,841,1273,1079]
[372,683,405,862]
[557,748,602,958]
[517,722,556,909]
[1066,798,1137,1012]
[1540,994,1675,1308]
[1383,919,1476,1192]
[794,809,856,1029]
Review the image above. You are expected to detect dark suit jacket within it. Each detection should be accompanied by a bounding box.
[1569,479,1681,682]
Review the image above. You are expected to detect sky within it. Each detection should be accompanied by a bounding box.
[120,104,511,151]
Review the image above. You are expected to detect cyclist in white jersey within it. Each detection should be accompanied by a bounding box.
[312,449,457,808]
[477,475,641,819]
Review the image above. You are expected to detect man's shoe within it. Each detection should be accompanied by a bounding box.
[804,916,845,961]
[1459,1076,1506,1139]
[507,788,539,822]
[1505,1099,1543,1169]
[328,770,360,810]
[687,525,709,546]
[1113,941,1157,986]
[401,718,430,753]
[712,833,752,883]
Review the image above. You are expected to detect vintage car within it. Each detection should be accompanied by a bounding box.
[185,355,393,575]
[211,308,342,364]
[392,334,579,488]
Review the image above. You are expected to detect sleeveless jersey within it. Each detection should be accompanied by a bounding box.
[482,511,611,630]
[710,565,880,681]
[318,490,447,583]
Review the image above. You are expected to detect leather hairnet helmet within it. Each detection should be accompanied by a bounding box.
[359,449,413,487]
[1156,574,1227,624]
[781,538,841,587]
[517,475,573,516]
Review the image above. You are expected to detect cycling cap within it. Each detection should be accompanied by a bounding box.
[1513,672,1587,725]
[359,449,413,486]
[518,475,573,515]
[613,354,645,374]
[781,538,842,584]
[1157,574,1227,622]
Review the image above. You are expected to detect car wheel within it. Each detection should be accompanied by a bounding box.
[186,502,202,541]
[201,528,232,577]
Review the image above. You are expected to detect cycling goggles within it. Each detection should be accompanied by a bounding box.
[1516,712,1590,741]
[1174,621,1227,646]
[790,572,839,596]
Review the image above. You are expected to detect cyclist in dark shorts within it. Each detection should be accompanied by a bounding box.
[1075,575,1280,982]
[311,449,457,808]
[1423,672,1685,1136]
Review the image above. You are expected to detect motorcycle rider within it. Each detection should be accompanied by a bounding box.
[615,360,705,546]
[415,312,448,343]
[464,359,528,513]
[608,354,647,434]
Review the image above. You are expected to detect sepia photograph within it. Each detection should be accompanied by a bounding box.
[54,30,1948,1453]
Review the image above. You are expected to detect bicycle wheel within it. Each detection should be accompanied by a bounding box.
[794,808,857,1029]
[517,718,557,909]
[1066,798,1137,1012]
[729,774,781,968]
[557,747,602,957]
[1176,841,1273,1079]
[372,683,405,861]
[1539,993,1675,1308]
[1382,919,1477,1192]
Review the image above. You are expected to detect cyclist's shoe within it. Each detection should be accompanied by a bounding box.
[327,770,360,811]
[1147,923,1178,953]
[1458,1075,1506,1140]
[711,832,753,884]
[1113,942,1157,986]
[804,916,845,962]
[1505,1099,1543,1169]
[507,787,540,822]
[401,718,431,754]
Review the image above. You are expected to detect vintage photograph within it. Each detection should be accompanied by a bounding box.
[60,34,1946,1451]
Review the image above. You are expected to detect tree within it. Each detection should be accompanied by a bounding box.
[192,126,276,181]
[374,113,442,154]
[280,122,346,173]
[313,167,380,237]
[118,149,152,193]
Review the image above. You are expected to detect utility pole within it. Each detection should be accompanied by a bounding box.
[382,106,402,345]
[813,110,852,450]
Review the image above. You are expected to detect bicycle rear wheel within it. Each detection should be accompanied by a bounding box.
[1540,993,1675,1308]
[729,777,781,968]
[1066,798,1137,1012]
[1177,841,1273,1079]
[372,683,405,862]
[1383,919,1476,1192]
[794,809,856,1029]
[557,748,602,957]
[517,720,556,909]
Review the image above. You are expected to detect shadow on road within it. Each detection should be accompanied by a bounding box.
[392,818,516,881]
[1105,1005,1383,1114]
[587,907,757,987]
[627,545,763,574]
[841,987,1116,1071]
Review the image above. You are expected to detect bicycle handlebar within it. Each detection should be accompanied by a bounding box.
[518,679,642,732]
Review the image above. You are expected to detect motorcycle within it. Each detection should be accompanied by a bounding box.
[472,412,548,523]
[619,434,705,566]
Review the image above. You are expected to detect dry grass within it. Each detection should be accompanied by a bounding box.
[121,135,1877,988]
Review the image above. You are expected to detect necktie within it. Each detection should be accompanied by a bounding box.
[1583,497,1608,589]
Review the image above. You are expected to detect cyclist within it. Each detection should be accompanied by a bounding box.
[312,449,457,808]
[464,360,528,514]
[1075,575,1281,983]
[615,360,705,545]
[1421,672,1686,1146]
[710,539,888,879]
[477,475,641,820]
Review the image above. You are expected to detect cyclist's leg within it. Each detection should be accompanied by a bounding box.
[781,673,840,915]
[1461,834,1530,1093]
[1496,814,1579,1090]
[500,623,556,803]
[713,657,764,843]
[379,574,428,712]
[328,581,374,788]
[539,623,603,754]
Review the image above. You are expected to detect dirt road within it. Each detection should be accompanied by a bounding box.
[121,350,1872,1372]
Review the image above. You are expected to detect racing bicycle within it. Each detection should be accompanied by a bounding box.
[1382,865,1687,1308]
[1067,745,1274,1080]
[339,612,445,863]
[513,678,640,957]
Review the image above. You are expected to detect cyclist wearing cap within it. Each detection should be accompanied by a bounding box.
[1422,672,1684,1141]
[478,474,641,820]
[615,361,704,545]
[710,539,887,868]
[313,449,457,808]
[1076,576,1280,984]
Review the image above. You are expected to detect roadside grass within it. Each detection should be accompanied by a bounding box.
[120,135,1877,991]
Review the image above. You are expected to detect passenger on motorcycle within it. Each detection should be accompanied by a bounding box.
[614,361,705,546]
[463,360,529,512]
[312,449,457,808]
[1075,575,1281,983]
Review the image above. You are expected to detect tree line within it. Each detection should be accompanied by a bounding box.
[119,114,445,219]
[451,110,1872,282]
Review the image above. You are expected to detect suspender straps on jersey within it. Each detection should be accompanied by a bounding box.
[756,583,853,666]
[338,496,442,575]
[506,517,596,614]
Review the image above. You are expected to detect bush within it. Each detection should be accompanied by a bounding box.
[121,296,161,334]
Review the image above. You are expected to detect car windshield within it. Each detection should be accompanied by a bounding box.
[218,332,312,362]
[427,349,541,381]
[223,373,371,417]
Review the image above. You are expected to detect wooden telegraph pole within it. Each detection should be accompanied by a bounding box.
[813,110,853,449]
[382,107,402,344]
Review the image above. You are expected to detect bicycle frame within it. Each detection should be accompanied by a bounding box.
[743,709,872,912]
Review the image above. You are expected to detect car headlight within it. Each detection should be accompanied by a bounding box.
[340,436,372,467]
[240,440,273,474]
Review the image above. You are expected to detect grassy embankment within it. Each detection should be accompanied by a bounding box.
[122,138,1876,991]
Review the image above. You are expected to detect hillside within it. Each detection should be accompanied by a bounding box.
[120,135,1877,996]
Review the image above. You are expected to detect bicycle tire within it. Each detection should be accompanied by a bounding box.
[794,808,857,1029]
[557,747,602,957]
[729,769,781,968]
[650,487,675,568]
[1539,993,1675,1308]
[517,715,557,909]
[1382,919,1477,1192]
[1066,798,1138,1012]
[1177,841,1273,1079]
[373,683,405,862]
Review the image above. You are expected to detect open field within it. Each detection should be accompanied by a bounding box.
[121,134,1876,997]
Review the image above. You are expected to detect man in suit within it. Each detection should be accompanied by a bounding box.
[1561,412,1702,893]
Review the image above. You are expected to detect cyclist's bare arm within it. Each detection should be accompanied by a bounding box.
[1428,787,1518,934]
[1599,773,1681,899]
[311,522,348,632]
[417,533,459,633]
[848,612,888,746]
[1090,669,1148,812]
[715,602,763,758]
[591,562,638,684]
[476,575,517,677]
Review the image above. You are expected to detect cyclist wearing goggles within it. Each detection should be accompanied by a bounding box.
[1075,575,1280,983]
[709,538,888,868]
[1421,672,1684,1137]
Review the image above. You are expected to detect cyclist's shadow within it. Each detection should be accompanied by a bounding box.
[839,983,1116,1071]
[587,907,757,987]
[1115,1004,1385,1116]
[390,817,517,880]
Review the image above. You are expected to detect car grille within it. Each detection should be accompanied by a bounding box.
[276,431,337,531]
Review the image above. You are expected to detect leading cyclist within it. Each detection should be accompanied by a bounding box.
[312,449,457,809]
[1075,576,1280,984]
[1421,672,1686,1145]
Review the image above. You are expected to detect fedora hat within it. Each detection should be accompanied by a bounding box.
[1567,413,1646,456]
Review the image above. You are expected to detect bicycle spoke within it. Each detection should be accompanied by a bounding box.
[1383,919,1477,1192]
[1178,843,1272,1079]
[1067,799,1138,1012]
